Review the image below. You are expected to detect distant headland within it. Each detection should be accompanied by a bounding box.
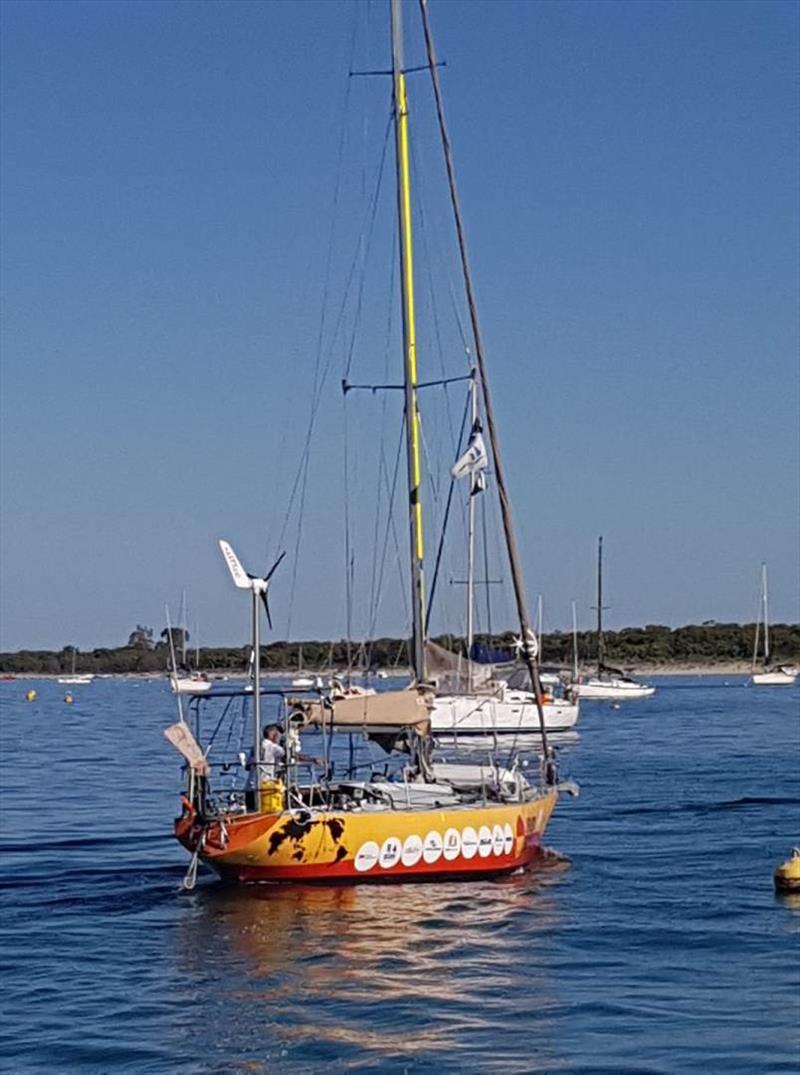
[1,622,797,676]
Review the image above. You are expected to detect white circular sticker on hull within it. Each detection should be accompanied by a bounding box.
[379,836,402,869]
[478,825,493,858]
[461,826,478,860]
[401,833,423,868]
[354,840,380,872]
[492,824,506,856]
[443,827,461,861]
[503,822,514,856]
[423,830,443,864]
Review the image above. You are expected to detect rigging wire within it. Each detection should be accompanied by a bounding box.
[366,226,398,650]
[340,111,395,661]
[425,386,471,634]
[365,415,410,668]
[418,0,555,779]
[282,108,394,637]
[409,134,463,459]
[266,13,359,567]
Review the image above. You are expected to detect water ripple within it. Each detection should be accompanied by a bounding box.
[1,677,798,1071]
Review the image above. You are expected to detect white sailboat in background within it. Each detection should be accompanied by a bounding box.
[576,537,655,700]
[171,671,212,694]
[291,644,315,689]
[169,596,212,694]
[58,648,94,685]
[751,563,797,686]
[429,379,580,735]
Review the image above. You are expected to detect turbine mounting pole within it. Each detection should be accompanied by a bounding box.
[252,586,261,775]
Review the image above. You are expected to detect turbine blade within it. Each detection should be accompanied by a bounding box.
[260,591,273,631]
[219,540,251,589]
[265,551,286,582]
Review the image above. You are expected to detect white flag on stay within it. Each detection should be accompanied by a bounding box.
[451,430,488,481]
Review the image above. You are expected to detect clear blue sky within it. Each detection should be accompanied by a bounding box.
[1,0,798,651]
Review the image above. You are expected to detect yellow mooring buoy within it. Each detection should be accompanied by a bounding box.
[774,848,800,893]
[64,692,74,705]
[25,688,37,702]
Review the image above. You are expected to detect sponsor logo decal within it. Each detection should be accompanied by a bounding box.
[461,826,478,860]
[379,836,402,869]
[443,827,461,861]
[356,820,516,874]
[492,824,506,856]
[423,830,443,864]
[503,822,514,855]
[354,840,379,872]
[401,833,424,868]
[478,825,493,858]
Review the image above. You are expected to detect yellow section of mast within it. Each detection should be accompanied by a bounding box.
[391,0,426,683]
[396,72,424,569]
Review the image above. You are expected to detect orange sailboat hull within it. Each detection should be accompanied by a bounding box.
[175,791,558,884]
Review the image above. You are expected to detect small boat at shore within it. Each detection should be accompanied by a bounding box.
[575,538,654,700]
[290,645,315,688]
[576,672,655,700]
[751,564,797,686]
[170,672,213,694]
[57,650,94,685]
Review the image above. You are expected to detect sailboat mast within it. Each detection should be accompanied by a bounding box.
[417,0,554,776]
[762,562,770,664]
[596,536,604,676]
[466,375,478,688]
[391,0,427,683]
[180,589,188,666]
[571,599,579,681]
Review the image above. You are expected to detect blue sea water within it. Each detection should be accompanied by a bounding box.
[1,676,798,1073]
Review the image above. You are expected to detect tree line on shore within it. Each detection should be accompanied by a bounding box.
[1,622,798,675]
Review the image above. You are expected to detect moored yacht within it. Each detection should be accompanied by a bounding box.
[429,644,579,734]
[574,537,655,701]
[751,563,797,685]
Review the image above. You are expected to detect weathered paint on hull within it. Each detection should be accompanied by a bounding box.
[176,792,557,884]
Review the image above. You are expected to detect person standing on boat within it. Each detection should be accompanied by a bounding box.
[242,724,284,811]
[245,724,322,811]
[259,724,286,778]
[262,723,323,772]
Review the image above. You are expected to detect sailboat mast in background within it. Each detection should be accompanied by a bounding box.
[751,562,797,685]
[575,537,655,700]
[595,536,605,677]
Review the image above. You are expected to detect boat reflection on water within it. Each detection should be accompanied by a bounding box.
[173,858,569,1069]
